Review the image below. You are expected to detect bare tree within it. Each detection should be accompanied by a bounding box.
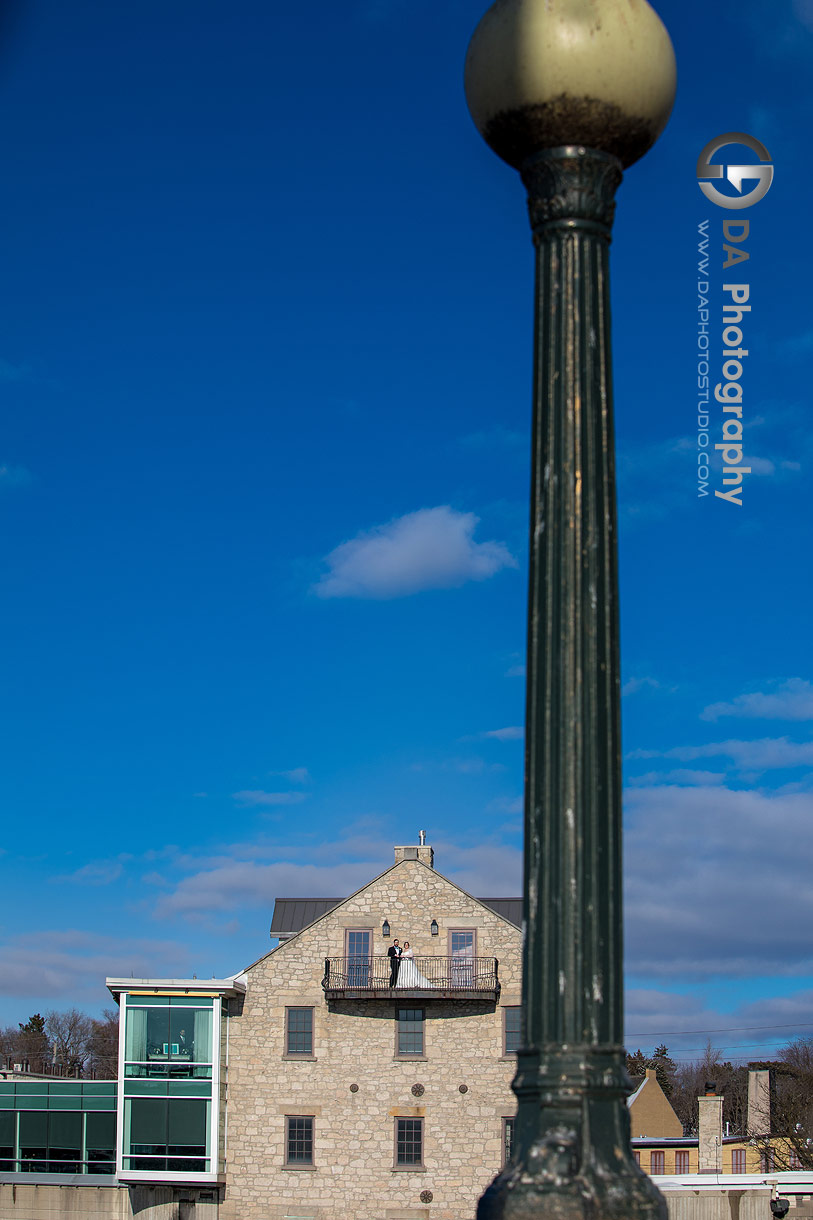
[748,1040,813,1171]
[16,1013,51,1073]
[670,1043,748,1136]
[86,1009,119,1079]
[45,1008,93,1076]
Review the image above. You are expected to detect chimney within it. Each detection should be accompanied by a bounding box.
[747,1069,771,1136]
[394,842,434,868]
[698,1085,723,1173]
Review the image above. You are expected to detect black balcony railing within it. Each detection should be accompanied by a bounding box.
[322,955,500,997]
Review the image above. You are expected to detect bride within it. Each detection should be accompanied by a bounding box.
[396,942,433,988]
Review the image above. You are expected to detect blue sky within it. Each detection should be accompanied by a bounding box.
[0,0,811,1064]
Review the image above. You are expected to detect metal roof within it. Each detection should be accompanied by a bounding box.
[269,899,343,935]
[270,896,521,938]
[478,898,522,927]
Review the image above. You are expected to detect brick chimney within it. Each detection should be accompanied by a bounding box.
[698,1083,723,1173]
[394,838,434,868]
[747,1069,771,1136]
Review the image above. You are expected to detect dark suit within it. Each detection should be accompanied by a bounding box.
[387,945,401,987]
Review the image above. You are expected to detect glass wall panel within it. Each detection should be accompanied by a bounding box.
[167,1099,207,1171]
[124,998,214,1078]
[124,1097,210,1173]
[0,1087,117,1175]
[48,1111,82,1173]
[19,1111,48,1172]
[0,1112,15,1171]
[86,1111,116,1173]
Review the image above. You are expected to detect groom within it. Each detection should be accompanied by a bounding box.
[387,939,402,987]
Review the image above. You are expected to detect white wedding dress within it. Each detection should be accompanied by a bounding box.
[395,949,433,988]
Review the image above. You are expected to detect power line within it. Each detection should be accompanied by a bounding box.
[626,1023,813,1038]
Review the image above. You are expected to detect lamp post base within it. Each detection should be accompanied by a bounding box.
[478,1049,667,1220]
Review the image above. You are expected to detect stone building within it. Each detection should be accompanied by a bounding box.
[220,840,522,1220]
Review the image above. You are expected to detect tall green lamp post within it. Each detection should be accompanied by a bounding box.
[464,3,676,1219]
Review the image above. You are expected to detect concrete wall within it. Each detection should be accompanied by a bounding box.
[0,1183,219,1220]
[661,1189,773,1220]
[221,855,523,1220]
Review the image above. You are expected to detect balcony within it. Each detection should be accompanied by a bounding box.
[322,956,500,1000]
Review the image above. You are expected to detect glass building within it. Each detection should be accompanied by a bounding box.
[108,976,245,1186]
[0,1080,116,1177]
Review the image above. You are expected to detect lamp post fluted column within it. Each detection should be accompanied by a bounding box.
[464,4,677,1219]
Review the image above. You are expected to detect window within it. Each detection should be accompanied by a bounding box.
[123,995,214,1078]
[503,1117,515,1166]
[397,1008,424,1057]
[675,1150,690,1173]
[395,1118,423,1168]
[503,1007,522,1055]
[124,1097,210,1173]
[761,1149,775,1172]
[285,1008,314,1057]
[449,930,476,987]
[731,1148,746,1174]
[650,1151,664,1174]
[0,1086,116,1176]
[285,1116,314,1166]
[345,929,372,987]
[633,1150,641,1166]
[789,1149,802,1170]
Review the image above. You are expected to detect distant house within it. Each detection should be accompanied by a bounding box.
[628,1068,684,1140]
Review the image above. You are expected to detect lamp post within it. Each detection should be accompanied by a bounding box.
[464,4,676,1219]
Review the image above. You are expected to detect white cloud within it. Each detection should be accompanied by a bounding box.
[269,767,310,784]
[622,676,661,697]
[488,796,523,815]
[628,736,813,770]
[624,783,813,980]
[623,988,813,1058]
[312,506,516,600]
[745,455,776,476]
[626,769,726,787]
[702,679,813,723]
[505,664,525,678]
[0,463,32,490]
[232,790,307,807]
[481,726,524,742]
[0,929,191,1001]
[56,858,128,886]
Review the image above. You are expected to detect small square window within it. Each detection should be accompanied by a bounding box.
[397,1008,424,1056]
[286,1007,314,1056]
[503,1117,515,1165]
[503,1006,522,1055]
[285,1116,314,1165]
[395,1118,423,1167]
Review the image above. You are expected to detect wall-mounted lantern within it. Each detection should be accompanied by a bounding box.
[382,920,391,937]
[430,919,438,936]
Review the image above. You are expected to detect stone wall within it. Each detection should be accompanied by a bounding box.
[220,857,523,1220]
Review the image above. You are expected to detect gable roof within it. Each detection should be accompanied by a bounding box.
[270,895,522,937]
